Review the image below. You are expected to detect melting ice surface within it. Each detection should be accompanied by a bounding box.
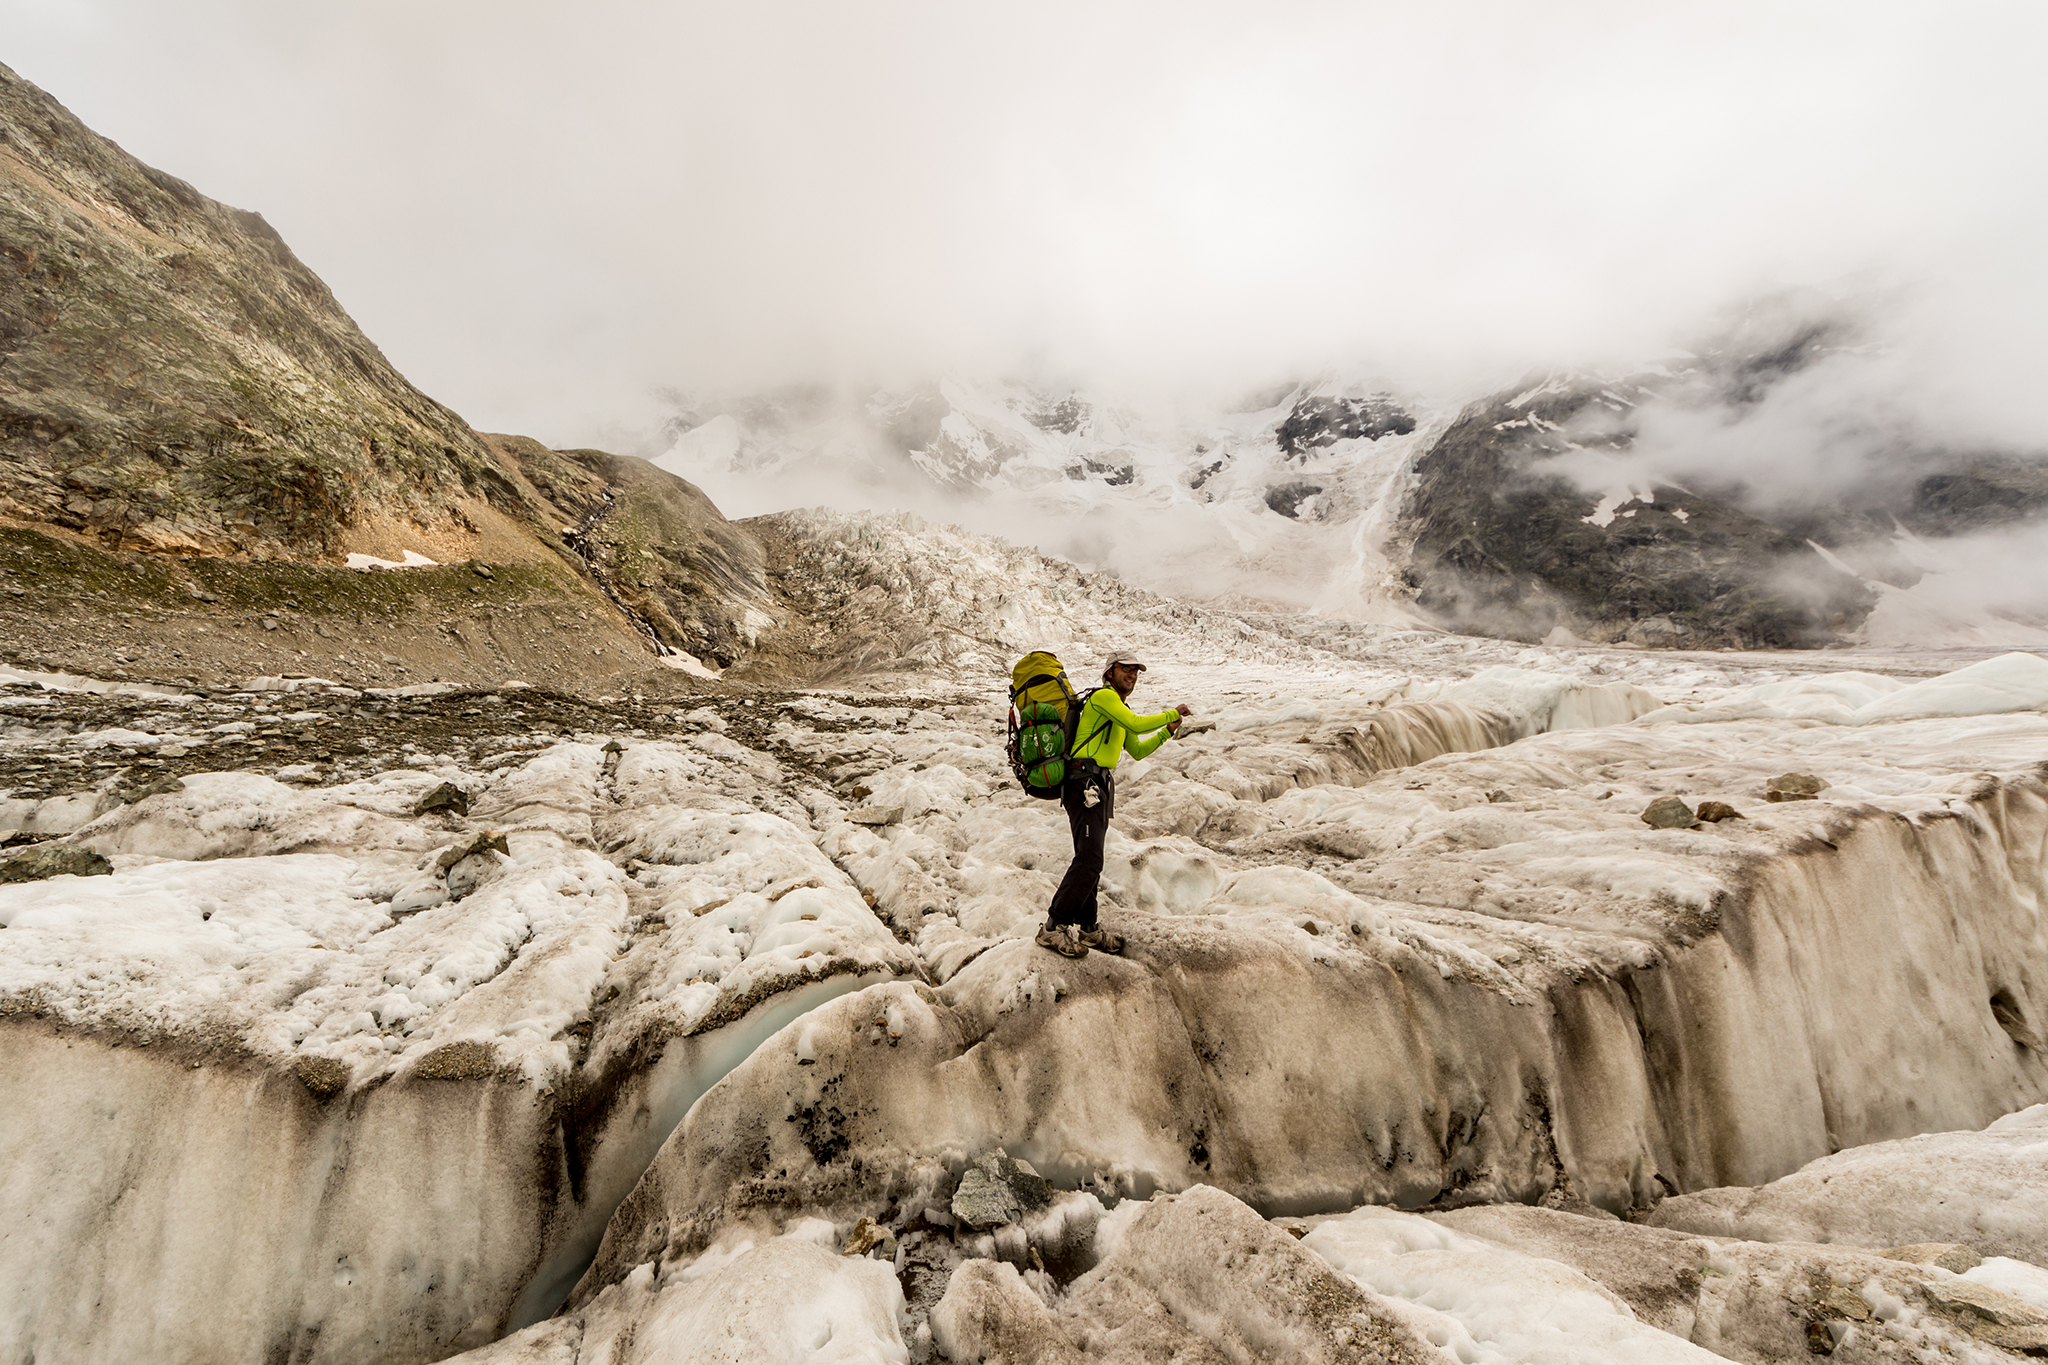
[2,591,2046,1363]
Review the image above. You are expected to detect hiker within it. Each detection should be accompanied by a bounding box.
[1036,652,1191,958]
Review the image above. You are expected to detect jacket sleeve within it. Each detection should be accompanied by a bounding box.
[1090,690,1177,759]
[1091,689,1179,736]
[1123,726,1174,760]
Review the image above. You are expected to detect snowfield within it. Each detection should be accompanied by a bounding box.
[1,513,2044,1364]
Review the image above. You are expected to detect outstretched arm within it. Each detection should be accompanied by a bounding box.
[1090,689,1180,735]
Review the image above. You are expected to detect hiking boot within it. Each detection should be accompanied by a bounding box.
[1077,926,1124,954]
[1035,922,1089,958]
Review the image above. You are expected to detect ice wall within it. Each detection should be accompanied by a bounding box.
[0,736,914,1365]
[576,771,2048,1301]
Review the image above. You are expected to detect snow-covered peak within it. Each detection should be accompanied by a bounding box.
[650,375,1444,618]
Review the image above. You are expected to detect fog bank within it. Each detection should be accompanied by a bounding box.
[4,1,2044,448]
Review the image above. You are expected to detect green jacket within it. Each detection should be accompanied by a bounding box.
[1071,687,1179,770]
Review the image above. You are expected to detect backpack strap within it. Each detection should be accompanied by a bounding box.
[1066,686,1113,759]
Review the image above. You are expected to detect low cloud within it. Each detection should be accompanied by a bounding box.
[3,1,2044,452]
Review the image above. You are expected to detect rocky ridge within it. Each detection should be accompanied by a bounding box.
[0,60,771,685]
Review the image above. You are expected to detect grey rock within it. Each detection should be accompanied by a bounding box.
[1923,1278,2045,1325]
[1624,615,1683,648]
[118,774,186,804]
[1400,371,1882,649]
[950,1149,1052,1230]
[414,782,470,817]
[438,831,510,901]
[0,844,112,883]
[1921,1276,2048,1329]
[848,805,904,827]
[434,830,510,875]
[1640,796,1696,829]
[1694,800,1743,822]
[1974,1321,2048,1353]
[951,1167,1020,1229]
[1765,772,1830,802]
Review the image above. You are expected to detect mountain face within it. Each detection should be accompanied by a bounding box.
[0,61,772,685]
[481,436,769,669]
[657,342,2048,649]
[1398,377,1881,650]
[0,60,531,558]
[1398,330,2048,649]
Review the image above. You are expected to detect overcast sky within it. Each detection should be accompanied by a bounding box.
[5,1,2045,447]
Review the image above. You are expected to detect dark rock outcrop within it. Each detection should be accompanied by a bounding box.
[0,843,110,882]
[1399,377,1877,648]
[1275,392,1415,458]
[1398,317,2048,649]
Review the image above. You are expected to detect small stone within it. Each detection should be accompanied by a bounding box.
[117,774,185,804]
[470,562,494,580]
[950,1148,1051,1229]
[1640,796,1696,829]
[1765,772,1830,802]
[0,844,112,883]
[849,785,874,801]
[1003,1155,1051,1212]
[1880,1243,1982,1274]
[260,617,279,631]
[1817,1284,1873,1321]
[848,805,904,827]
[414,782,470,817]
[951,1166,1021,1229]
[1695,800,1743,822]
[434,829,510,874]
[841,1216,896,1259]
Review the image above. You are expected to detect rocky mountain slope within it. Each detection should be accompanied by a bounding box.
[1397,331,2048,650]
[0,59,516,558]
[0,60,772,688]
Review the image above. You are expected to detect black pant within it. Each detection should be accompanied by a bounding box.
[1047,766,1113,929]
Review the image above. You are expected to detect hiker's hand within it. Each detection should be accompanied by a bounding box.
[1175,704,1192,717]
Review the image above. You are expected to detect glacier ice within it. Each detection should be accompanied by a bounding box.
[2,529,2046,1363]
